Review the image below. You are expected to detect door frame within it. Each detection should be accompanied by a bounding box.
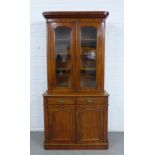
[76,22,104,92]
[47,22,76,92]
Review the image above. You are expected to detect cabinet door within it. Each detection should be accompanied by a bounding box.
[47,23,76,92]
[76,23,104,92]
[76,105,107,144]
[45,105,75,143]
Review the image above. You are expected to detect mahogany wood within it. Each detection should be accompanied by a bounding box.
[43,11,109,19]
[44,105,75,143]
[42,11,109,150]
[76,105,105,144]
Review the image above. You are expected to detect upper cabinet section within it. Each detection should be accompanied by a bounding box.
[43,12,109,93]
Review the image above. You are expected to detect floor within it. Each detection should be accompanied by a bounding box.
[30,132,124,155]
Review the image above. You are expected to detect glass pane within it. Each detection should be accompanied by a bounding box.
[55,27,71,87]
[80,27,97,88]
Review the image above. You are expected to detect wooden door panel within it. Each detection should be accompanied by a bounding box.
[46,105,75,143]
[78,109,101,142]
[76,105,107,144]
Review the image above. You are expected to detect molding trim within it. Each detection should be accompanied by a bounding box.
[43,11,109,19]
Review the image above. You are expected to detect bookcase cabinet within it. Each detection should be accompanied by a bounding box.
[43,11,109,150]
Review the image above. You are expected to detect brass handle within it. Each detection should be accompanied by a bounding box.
[87,99,93,103]
[57,100,65,104]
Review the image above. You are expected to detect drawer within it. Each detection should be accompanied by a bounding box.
[46,97,74,105]
[76,97,107,105]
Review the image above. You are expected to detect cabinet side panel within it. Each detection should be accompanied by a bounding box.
[98,23,105,91]
[47,23,54,92]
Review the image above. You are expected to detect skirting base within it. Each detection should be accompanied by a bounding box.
[44,142,109,150]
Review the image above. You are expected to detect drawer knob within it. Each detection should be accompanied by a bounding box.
[57,100,65,104]
[87,99,93,103]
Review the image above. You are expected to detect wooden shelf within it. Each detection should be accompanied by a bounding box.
[56,39,70,42]
[56,53,70,55]
[81,39,96,41]
[81,68,96,71]
[56,68,71,71]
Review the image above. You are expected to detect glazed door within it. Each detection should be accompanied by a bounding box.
[76,23,104,92]
[45,105,75,143]
[48,23,76,92]
[76,105,106,144]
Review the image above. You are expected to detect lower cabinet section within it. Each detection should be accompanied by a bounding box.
[44,96,108,150]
